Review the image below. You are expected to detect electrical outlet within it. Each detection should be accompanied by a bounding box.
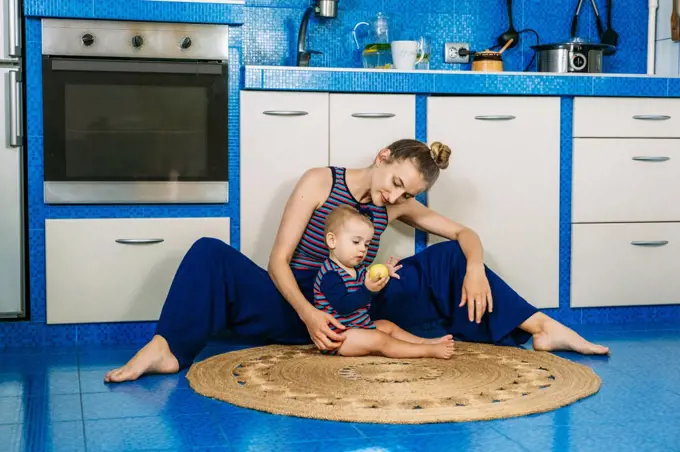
[445,42,470,64]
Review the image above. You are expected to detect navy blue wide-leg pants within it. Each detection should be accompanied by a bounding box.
[156,238,538,369]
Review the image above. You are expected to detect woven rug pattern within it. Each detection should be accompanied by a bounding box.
[187,343,601,424]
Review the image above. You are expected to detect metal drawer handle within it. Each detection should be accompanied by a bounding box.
[9,70,22,147]
[632,115,671,120]
[263,110,308,117]
[474,115,516,121]
[632,156,670,162]
[8,0,21,57]
[351,113,396,119]
[631,241,669,247]
[115,238,165,245]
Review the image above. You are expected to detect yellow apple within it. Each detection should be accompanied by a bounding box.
[368,264,388,281]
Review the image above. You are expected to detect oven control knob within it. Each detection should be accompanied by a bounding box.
[132,35,144,48]
[179,37,192,49]
[81,33,95,46]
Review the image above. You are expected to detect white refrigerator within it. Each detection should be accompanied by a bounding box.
[0,0,24,318]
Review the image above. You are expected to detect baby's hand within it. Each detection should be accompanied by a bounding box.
[365,273,389,293]
[385,256,402,279]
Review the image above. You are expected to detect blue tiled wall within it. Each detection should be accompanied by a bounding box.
[245,0,649,74]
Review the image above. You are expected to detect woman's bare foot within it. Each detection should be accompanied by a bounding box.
[428,341,455,359]
[104,335,180,383]
[532,321,610,355]
[422,334,454,345]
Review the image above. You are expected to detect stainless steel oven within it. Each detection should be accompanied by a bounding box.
[41,19,230,204]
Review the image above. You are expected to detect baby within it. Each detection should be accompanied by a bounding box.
[312,205,455,359]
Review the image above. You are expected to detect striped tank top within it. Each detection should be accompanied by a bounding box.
[289,167,388,270]
[312,259,374,329]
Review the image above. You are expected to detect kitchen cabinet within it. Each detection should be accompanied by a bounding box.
[329,93,416,264]
[0,67,24,318]
[426,96,560,309]
[240,90,329,269]
[571,96,680,307]
[571,223,680,307]
[45,218,231,324]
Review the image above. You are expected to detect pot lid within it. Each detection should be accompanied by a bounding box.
[531,38,615,52]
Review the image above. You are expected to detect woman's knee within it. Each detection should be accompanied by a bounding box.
[428,240,467,264]
[188,237,233,258]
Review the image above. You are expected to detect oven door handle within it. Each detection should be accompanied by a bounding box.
[49,58,223,75]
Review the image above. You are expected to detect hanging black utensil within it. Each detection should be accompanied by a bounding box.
[590,0,605,40]
[571,0,585,38]
[498,0,519,49]
[601,0,618,54]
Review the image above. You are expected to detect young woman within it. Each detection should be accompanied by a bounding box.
[105,139,608,383]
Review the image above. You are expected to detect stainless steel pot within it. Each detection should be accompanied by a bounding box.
[531,39,615,73]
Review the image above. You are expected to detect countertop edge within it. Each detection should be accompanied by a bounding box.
[242,66,680,98]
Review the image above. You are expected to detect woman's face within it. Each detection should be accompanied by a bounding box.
[370,151,429,206]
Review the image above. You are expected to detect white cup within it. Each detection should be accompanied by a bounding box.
[391,40,420,70]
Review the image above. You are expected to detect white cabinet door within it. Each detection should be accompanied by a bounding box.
[0,0,21,61]
[0,68,23,316]
[240,91,329,269]
[571,223,680,307]
[45,217,230,324]
[427,96,560,309]
[329,93,416,264]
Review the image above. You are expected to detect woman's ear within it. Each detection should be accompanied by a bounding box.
[375,148,392,165]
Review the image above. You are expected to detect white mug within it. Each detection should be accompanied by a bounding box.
[391,40,423,70]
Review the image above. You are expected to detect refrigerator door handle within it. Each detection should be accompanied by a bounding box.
[9,70,23,147]
[8,0,22,57]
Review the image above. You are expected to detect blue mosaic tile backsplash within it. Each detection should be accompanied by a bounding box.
[244,0,649,74]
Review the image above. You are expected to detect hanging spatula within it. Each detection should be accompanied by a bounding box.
[601,0,618,54]
[672,0,680,43]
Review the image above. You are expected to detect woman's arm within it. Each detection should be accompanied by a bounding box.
[267,168,347,349]
[390,199,493,323]
[390,199,484,267]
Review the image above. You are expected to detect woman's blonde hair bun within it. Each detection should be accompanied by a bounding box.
[429,142,451,170]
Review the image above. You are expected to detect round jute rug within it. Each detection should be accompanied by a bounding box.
[186,342,601,424]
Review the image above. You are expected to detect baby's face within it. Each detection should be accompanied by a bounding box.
[331,217,374,268]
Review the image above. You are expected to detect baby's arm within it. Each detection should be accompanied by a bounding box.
[320,271,373,316]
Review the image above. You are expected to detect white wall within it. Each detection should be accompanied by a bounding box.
[655,0,680,76]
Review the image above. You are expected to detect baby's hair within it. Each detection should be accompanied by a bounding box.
[323,205,374,241]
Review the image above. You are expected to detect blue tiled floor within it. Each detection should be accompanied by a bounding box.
[2,324,680,452]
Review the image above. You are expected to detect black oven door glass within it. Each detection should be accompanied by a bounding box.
[42,58,228,182]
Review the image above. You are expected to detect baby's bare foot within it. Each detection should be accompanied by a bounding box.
[423,334,454,345]
[429,341,455,359]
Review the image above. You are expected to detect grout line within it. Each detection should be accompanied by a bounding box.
[76,352,89,452]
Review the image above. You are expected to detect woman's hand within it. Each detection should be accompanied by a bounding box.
[301,307,347,351]
[385,256,402,279]
[460,264,493,323]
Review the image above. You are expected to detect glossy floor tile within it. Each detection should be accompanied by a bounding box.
[1,324,680,452]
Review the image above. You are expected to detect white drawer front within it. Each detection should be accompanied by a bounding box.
[46,217,230,324]
[571,223,680,307]
[573,139,680,222]
[574,97,680,138]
